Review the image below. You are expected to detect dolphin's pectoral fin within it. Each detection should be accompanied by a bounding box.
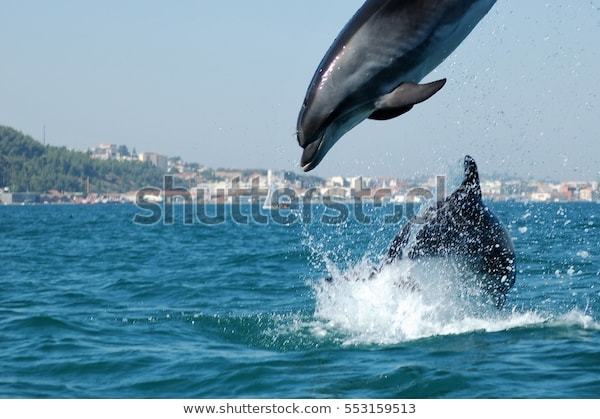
[369,105,414,121]
[369,79,447,121]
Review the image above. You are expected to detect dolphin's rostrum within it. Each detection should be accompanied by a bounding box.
[297,0,497,171]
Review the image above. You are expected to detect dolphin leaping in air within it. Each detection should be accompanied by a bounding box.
[297,0,497,171]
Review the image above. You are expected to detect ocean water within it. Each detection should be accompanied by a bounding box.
[0,203,599,398]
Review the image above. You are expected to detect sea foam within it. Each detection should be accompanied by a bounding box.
[311,258,598,346]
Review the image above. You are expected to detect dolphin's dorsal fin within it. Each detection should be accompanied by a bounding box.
[460,155,482,199]
[369,79,446,121]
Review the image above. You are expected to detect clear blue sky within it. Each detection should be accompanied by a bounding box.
[1,0,599,179]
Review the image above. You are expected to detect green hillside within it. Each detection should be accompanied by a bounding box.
[0,126,164,193]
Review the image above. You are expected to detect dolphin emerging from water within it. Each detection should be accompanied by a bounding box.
[386,156,516,308]
[324,156,516,308]
[297,0,497,171]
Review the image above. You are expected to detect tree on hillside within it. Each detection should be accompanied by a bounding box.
[0,125,164,193]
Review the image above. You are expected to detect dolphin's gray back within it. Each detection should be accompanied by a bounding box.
[386,156,516,307]
[303,0,496,118]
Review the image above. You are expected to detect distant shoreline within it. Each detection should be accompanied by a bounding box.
[2,199,599,207]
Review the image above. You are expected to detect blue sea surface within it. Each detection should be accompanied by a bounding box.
[0,203,599,398]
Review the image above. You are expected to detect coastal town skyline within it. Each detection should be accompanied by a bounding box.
[87,141,600,185]
[92,141,600,204]
[2,138,598,206]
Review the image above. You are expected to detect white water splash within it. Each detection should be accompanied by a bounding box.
[577,250,591,259]
[311,259,598,346]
